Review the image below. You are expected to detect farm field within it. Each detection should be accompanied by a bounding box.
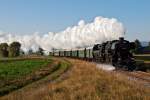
[134,54,150,72]
[1,58,149,100]
[0,57,71,96]
[135,54,150,61]
[0,58,51,79]
[0,58,51,96]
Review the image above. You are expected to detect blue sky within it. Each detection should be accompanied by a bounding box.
[0,0,149,41]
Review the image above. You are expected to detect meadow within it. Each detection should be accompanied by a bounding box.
[0,59,51,79]
[134,54,150,72]
[0,58,52,96]
[0,57,72,97]
[1,58,149,100]
[135,54,150,61]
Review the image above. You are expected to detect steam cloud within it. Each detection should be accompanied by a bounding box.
[0,16,125,52]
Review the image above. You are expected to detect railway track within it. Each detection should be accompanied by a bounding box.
[79,58,150,84]
[88,58,150,83]
[128,71,150,82]
[85,58,150,88]
[90,58,150,87]
[116,70,150,88]
[57,57,150,87]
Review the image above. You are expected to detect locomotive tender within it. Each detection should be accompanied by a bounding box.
[52,37,136,71]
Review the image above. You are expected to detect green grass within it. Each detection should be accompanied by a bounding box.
[134,54,150,61]
[0,59,50,80]
[0,58,52,96]
[0,57,72,97]
[134,54,150,72]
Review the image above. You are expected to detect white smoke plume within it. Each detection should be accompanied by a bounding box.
[0,16,125,52]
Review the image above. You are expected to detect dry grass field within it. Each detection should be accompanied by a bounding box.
[1,58,149,100]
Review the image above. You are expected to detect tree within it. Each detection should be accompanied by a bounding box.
[134,39,142,54]
[8,42,21,57]
[135,39,142,48]
[20,49,25,56]
[28,49,33,55]
[149,42,150,47]
[0,43,8,57]
[36,47,44,55]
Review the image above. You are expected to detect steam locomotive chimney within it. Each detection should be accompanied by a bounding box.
[119,37,124,41]
[84,48,87,59]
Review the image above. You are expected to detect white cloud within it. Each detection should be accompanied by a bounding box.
[0,16,125,52]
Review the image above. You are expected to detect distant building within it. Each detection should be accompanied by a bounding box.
[141,41,149,47]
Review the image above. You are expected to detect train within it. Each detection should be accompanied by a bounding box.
[51,37,136,71]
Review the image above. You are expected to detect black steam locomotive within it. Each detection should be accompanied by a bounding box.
[52,37,136,71]
[93,37,136,71]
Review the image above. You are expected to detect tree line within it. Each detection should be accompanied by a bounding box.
[134,39,150,54]
[0,39,149,57]
[0,42,44,57]
[28,47,44,55]
[0,42,21,57]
